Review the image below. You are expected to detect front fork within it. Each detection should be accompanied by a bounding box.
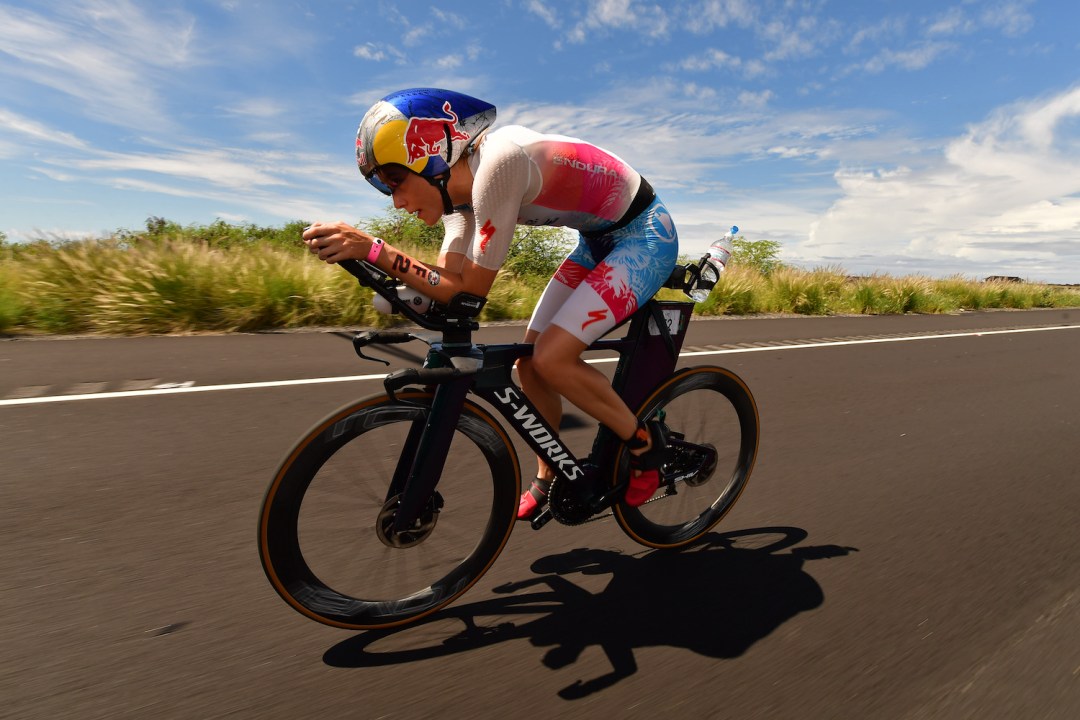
[385,378,471,535]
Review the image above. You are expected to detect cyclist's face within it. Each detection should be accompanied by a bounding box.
[388,169,443,226]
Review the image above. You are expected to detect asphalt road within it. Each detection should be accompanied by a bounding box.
[2,308,1079,719]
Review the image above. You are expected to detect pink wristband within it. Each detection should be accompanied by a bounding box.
[366,237,384,264]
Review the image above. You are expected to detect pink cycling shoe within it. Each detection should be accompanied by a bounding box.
[517,478,551,520]
[624,420,668,507]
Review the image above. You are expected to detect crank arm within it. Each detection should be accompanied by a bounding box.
[530,508,554,530]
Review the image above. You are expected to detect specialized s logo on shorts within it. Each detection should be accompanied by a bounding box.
[582,308,608,330]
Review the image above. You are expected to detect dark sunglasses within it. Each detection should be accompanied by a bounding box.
[364,164,412,196]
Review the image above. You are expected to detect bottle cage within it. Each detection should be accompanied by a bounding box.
[665,255,718,299]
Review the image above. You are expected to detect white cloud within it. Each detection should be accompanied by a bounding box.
[738,89,775,109]
[495,77,884,200]
[526,0,560,28]
[677,48,741,71]
[926,2,1034,39]
[0,2,195,130]
[860,41,954,73]
[849,16,909,49]
[766,146,816,159]
[672,47,768,80]
[761,15,841,61]
[354,43,389,61]
[402,24,431,47]
[926,7,976,37]
[0,108,366,227]
[981,1,1035,38]
[431,8,466,29]
[75,0,194,65]
[566,0,671,43]
[0,108,89,149]
[683,82,718,100]
[247,132,294,145]
[72,149,292,189]
[684,0,757,32]
[221,98,287,118]
[802,86,1080,281]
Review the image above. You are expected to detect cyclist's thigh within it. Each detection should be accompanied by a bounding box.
[526,239,597,336]
[549,200,680,345]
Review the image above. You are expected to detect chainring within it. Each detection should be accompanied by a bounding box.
[547,477,595,525]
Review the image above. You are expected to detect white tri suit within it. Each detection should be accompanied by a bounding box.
[440,125,680,344]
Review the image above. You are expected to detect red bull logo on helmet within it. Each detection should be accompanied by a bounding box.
[355,136,367,168]
[404,101,471,164]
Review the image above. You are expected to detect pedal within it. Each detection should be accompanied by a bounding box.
[530,508,553,530]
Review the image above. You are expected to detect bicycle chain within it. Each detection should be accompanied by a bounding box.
[547,477,595,525]
[547,477,672,525]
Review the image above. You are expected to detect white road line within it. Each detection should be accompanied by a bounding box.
[2,323,1077,407]
[0,374,386,406]
[678,323,1080,357]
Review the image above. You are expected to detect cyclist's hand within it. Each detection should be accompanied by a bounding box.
[302,221,374,264]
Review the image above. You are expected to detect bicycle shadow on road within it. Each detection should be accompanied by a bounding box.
[324,526,857,699]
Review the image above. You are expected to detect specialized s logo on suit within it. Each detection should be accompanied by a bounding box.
[479,219,496,254]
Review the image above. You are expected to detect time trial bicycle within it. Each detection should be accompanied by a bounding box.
[258,255,759,630]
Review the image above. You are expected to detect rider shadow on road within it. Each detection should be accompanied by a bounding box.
[324,526,857,700]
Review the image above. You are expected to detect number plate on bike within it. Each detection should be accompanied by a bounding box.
[648,308,682,336]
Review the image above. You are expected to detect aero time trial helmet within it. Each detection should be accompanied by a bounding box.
[356,88,497,197]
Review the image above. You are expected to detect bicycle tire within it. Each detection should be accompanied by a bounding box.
[613,366,759,549]
[259,390,520,630]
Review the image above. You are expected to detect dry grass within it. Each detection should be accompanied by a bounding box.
[3,234,1079,336]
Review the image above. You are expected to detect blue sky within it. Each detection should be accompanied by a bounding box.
[2,0,1080,282]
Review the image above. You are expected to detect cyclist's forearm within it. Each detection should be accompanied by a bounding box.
[371,241,493,303]
[301,221,493,303]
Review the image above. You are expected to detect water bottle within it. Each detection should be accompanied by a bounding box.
[372,286,432,315]
[689,225,738,302]
[709,225,737,270]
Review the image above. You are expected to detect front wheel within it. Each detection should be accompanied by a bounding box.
[613,366,759,549]
[258,391,520,630]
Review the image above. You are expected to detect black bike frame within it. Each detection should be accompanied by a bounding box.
[367,297,695,533]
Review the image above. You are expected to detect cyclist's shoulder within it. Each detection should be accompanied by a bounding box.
[487,124,542,144]
[481,125,612,173]
[493,124,602,146]
[471,127,535,180]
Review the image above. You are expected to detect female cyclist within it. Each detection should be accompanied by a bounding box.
[302,87,679,519]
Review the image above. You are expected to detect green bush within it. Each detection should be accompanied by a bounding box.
[503,226,574,278]
[117,216,312,255]
[732,235,784,276]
